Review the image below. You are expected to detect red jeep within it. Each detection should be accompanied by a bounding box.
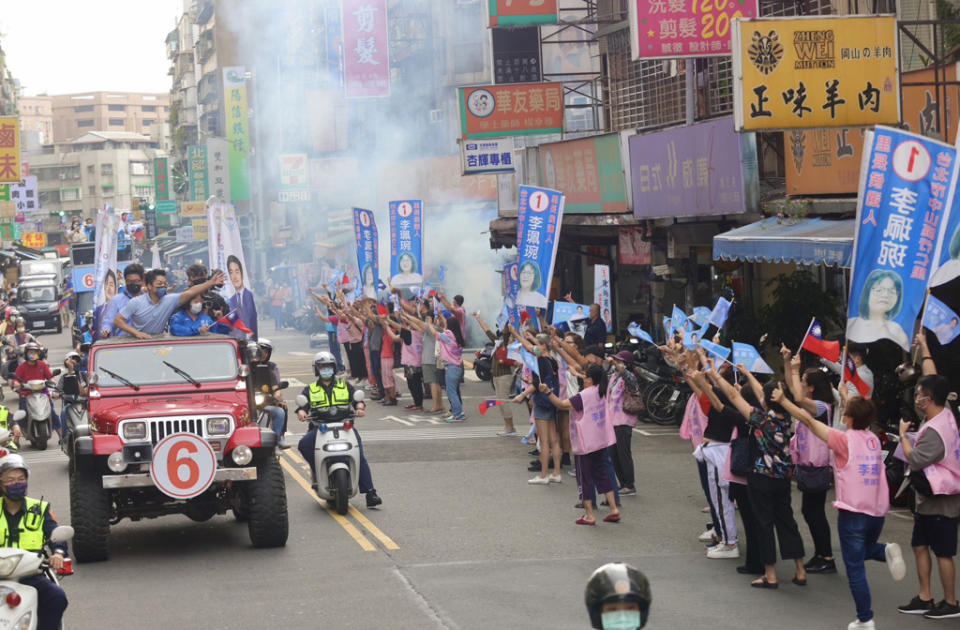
[68,334,288,562]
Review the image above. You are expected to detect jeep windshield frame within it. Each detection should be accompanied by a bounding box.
[93,338,239,389]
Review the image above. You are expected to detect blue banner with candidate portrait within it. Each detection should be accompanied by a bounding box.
[847,127,958,351]
[516,185,565,309]
[352,208,380,300]
[388,200,423,288]
[930,172,960,287]
[923,294,960,345]
[552,302,590,326]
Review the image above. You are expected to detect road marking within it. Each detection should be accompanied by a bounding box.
[633,428,680,437]
[348,506,399,550]
[382,414,442,426]
[277,452,377,552]
[286,378,307,389]
[288,351,315,357]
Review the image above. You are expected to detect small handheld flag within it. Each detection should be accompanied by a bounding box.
[700,339,731,363]
[801,318,841,362]
[844,356,872,398]
[731,342,774,374]
[708,297,732,329]
[520,348,540,376]
[627,323,654,344]
[478,399,505,415]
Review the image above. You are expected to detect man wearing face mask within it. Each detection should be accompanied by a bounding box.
[898,373,960,619]
[296,351,382,508]
[585,562,651,629]
[113,269,225,339]
[12,343,54,436]
[97,264,145,340]
[0,455,68,630]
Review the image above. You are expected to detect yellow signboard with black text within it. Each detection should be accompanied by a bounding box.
[732,15,900,131]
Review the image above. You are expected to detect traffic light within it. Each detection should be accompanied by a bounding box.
[237,213,252,240]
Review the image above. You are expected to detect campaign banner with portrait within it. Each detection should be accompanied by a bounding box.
[90,207,120,340]
[930,164,960,287]
[923,294,960,346]
[353,208,380,300]
[516,185,565,309]
[503,261,537,330]
[552,302,590,326]
[846,127,957,351]
[594,264,613,332]
[388,200,423,288]
[208,200,258,338]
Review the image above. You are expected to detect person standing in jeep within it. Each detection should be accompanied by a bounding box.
[113,269,225,339]
[97,263,144,340]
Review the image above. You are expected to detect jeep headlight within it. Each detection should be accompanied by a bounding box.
[206,417,231,435]
[121,421,147,441]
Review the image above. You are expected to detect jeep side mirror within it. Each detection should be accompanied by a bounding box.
[353,390,365,403]
[295,394,308,408]
[49,526,74,544]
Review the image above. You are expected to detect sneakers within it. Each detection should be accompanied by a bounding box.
[847,619,875,630]
[698,527,716,542]
[496,429,518,437]
[567,468,578,477]
[365,490,382,508]
[898,595,934,615]
[619,486,637,497]
[528,476,550,485]
[885,542,906,581]
[706,544,740,559]
[548,474,562,483]
[443,415,466,423]
[804,556,837,574]
[924,600,960,619]
[277,435,291,450]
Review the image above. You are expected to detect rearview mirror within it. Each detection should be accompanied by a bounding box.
[12,411,25,423]
[51,368,62,377]
[49,526,74,544]
[353,390,365,403]
[295,394,308,408]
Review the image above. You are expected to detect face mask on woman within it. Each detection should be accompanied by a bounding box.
[190,302,203,314]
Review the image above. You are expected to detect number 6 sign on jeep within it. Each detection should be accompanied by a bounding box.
[150,433,217,500]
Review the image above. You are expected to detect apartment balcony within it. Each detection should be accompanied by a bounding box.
[197,30,215,63]
[198,72,218,105]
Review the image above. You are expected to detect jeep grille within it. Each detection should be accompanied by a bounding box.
[149,418,205,444]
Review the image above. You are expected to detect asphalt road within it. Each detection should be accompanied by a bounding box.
[11,326,936,629]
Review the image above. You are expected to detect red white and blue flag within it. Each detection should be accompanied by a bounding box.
[844,356,871,398]
[801,318,840,362]
[478,400,505,415]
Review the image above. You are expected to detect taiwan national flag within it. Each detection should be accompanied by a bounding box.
[844,356,872,398]
[215,309,253,336]
[478,399,505,415]
[801,318,841,362]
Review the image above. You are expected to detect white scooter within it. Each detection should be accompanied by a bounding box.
[20,375,59,451]
[295,390,364,515]
[0,525,74,630]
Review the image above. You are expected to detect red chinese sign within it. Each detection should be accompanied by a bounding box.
[630,0,758,60]
[153,157,169,202]
[488,0,558,27]
[0,117,21,184]
[459,83,564,139]
[342,0,390,99]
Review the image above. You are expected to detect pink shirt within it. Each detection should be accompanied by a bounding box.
[606,373,638,428]
[828,428,889,517]
[401,330,423,367]
[916,408,960,495]
[436,330,462,366]
[570,385,616,455]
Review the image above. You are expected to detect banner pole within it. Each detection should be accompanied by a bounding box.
[796,316,815,357]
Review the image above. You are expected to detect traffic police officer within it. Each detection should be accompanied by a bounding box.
[0,455,68,630]
[296,351,382,508]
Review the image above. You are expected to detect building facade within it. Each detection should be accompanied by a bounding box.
[50,91,170,142]
[18,96,53,146]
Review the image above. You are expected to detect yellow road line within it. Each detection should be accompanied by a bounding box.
[277,454,376,552]
[348,506,399,550]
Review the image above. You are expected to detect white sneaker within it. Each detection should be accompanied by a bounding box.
[567,468,577,477]
[847,619,875,630]
[528,476,550,485]
[548,474,562,483]
[885,542,906,581]
[706,544,740,559]
[698,527,716,542]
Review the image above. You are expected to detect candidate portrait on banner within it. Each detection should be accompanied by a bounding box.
[389,200,424,288]
[515,185,565,309]
[353,208,380,299]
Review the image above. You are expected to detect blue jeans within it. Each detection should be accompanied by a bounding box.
[583,450,621,505]
[444,363,464,418]
[837,509,887,622]
[327,332,344,371]
[298,428,374,494]
[264,405,285,437]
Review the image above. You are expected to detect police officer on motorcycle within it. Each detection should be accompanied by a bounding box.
[0,455,68,630]
[251,339,289,449]
[296,351,382,508]
[585,563,652,629]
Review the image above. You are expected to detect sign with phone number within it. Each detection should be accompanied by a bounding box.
[629,0,758,60]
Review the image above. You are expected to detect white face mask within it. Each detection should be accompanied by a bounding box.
[190,302,203,314]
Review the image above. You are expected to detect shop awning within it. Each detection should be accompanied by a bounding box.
[713,217,856,268]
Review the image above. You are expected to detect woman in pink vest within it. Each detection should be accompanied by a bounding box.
[772,386,906,630]
[539,363,620,526]
[783,349,837,575]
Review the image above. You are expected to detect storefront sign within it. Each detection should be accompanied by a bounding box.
[732,15,900,131]
[176,226,194,243]
[22,232,46,248]
[459,83,564,139]
[279,153,309,190]
[629,116,757,219]
[0,117,21,184]
[492,26,541,84]
[488,0,558,27]
[278,190,311,202]
[180,201,207,218]
[192,218,208,241]
[7,177,38,215]
[342,0,390,98]
[223,67,251,200]
[206,138,230,202]
[460,139,516,176]
[153,157,169,202]
[539,133,627,214]
[187,145,208,202]
[629,0,758,60]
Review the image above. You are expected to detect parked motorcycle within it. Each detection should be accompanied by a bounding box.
[473,343,493,382]
[295,390,365,515]
[0,525,74,630]
[629,345,689,426]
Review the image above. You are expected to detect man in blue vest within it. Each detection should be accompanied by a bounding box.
[296,351,382,508]
[0,455,68,630]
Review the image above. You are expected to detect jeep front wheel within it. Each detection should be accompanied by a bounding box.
[70,462,110,562]
[247,456,289,548]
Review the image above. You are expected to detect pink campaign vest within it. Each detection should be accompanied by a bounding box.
[606,374,638,428]
[791,410,831,468]
[917,408,960,495]
[400,330,423,367]
[570,386,616,456]
[833,429,889,517]
[557,358,568,399]
[679,395,706,450]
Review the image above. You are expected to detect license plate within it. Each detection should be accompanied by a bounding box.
[669,390,680,402]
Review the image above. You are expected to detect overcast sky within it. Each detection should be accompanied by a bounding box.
[0,0,181,96]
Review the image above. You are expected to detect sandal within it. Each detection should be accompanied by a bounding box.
[575,517,596,526]
[791,576,807,586]
[603,513,621,523]
[750,577,778,589]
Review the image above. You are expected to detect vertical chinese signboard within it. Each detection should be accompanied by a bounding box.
[187,145,209,202]
[223,67,251,201]
[538,133,627,214]
[459,83,564,139]
[388,200,424,288]
[206,138,231,202]
[515,185,565,309]
[0,118,20,184]
[488,0,558,27]
[153,157,169,202]
[732,15,900,131]
[342,0,390,98]
[629,0,758,59]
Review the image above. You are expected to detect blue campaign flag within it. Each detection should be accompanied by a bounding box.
[627,322,654,344]
[930,163,960,287]
[691,306,712,327]
[847,127,958,351]
[496,304,510,332]
[708,297,732,329]
[520,348,540,376]
[353,208,380,300]
[671,306,691,332]
[923,295,960,345]
[662,316,673,339]
[683,323,709,349]
[516,185,565,309]
[388,200,424,288]
[507,341,523,363]
[700,339,731,363]
[552,301,590,325]
[438,265,446,282]
[731,342,774,374]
